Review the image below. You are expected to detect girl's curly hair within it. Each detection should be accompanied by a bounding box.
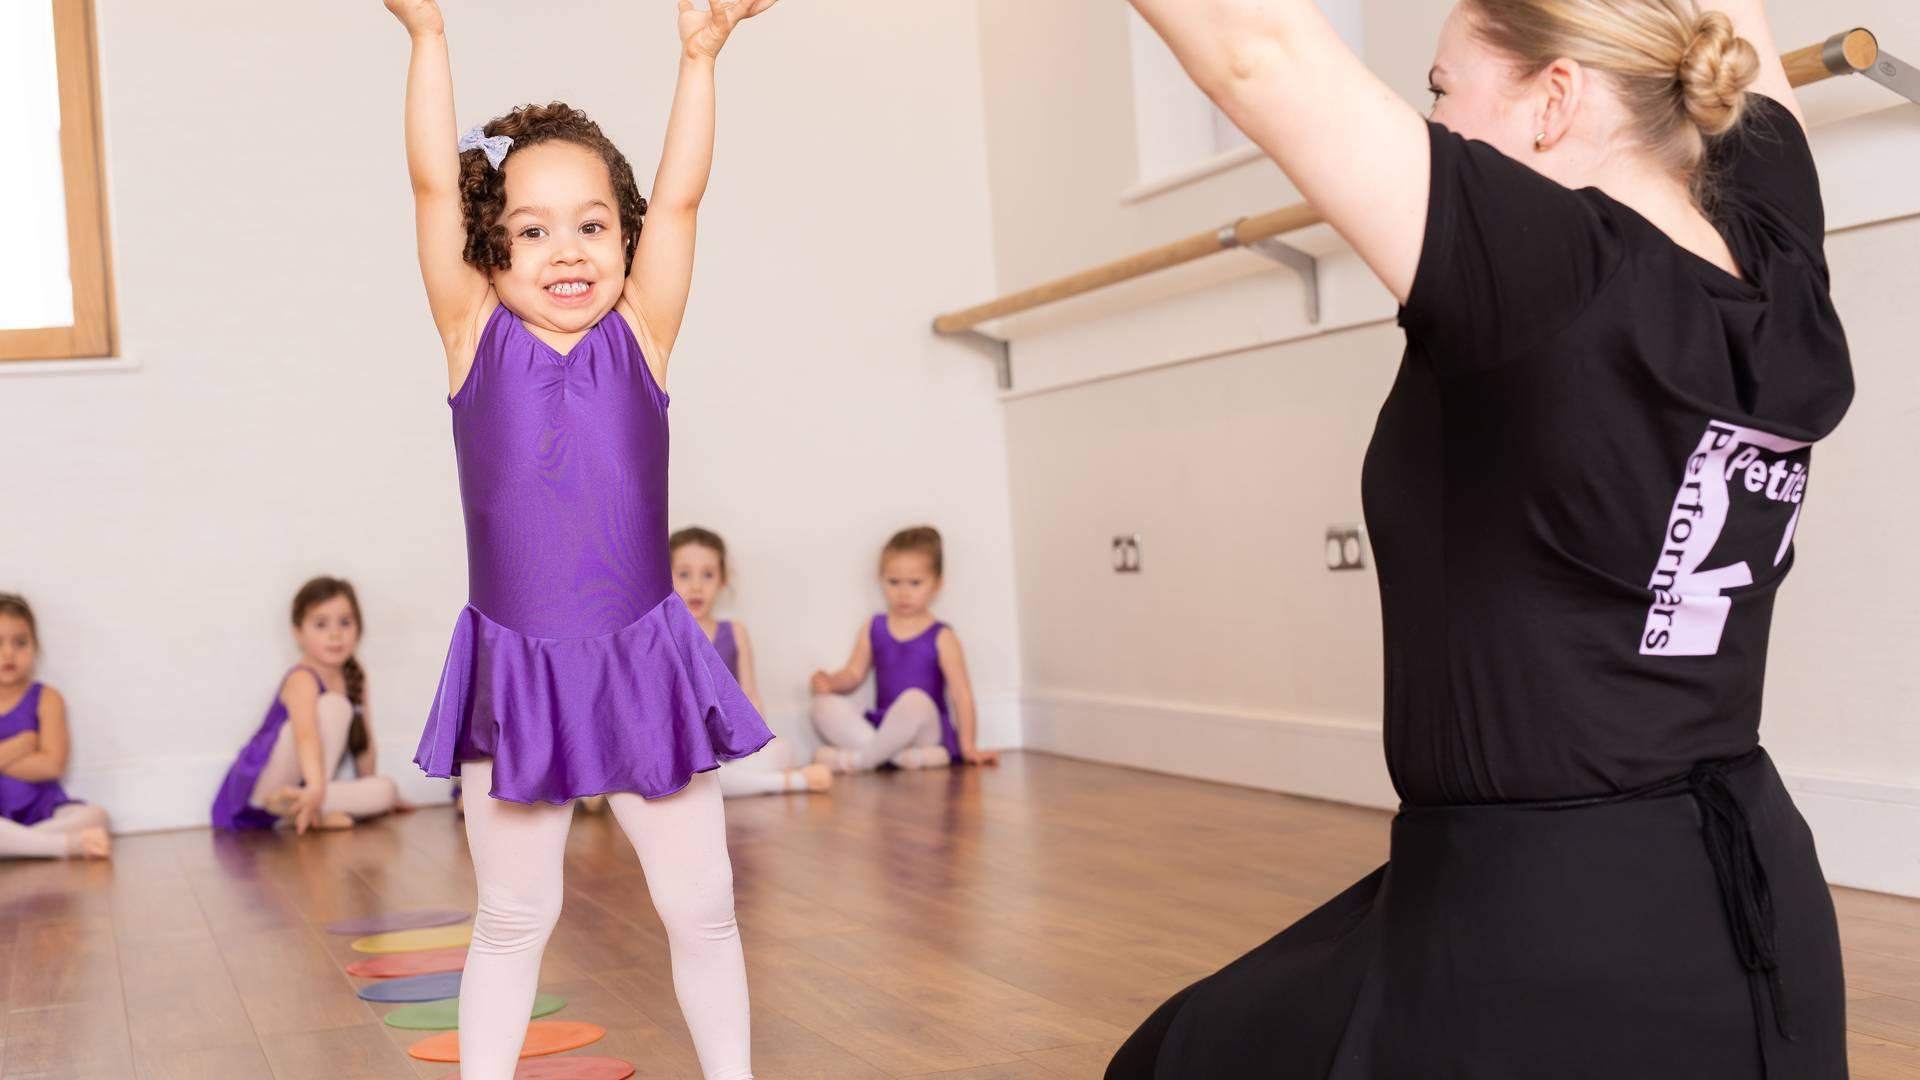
[459,103,648,274]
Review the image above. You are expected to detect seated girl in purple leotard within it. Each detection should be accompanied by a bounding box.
[210,577,400,833]
[0,593,111,860]
[670,528,831,799]
[809,526,1000,773]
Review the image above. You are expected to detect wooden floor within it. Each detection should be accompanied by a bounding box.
[3,751,1919,1079]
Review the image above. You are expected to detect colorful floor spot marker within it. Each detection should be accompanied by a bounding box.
[408,1021,606,1062]
[346,947,467,979]
[327,909,468,935]
[437,1057,635,1080]
[350,924,473,954]
[384,991,564,1030]
[358,970,462,1003]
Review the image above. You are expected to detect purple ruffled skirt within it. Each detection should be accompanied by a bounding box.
[414,593,773,804]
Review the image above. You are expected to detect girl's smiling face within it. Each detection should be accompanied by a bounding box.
[494,141,629,335]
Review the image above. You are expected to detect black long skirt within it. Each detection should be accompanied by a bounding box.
[1108,749,1848,1079]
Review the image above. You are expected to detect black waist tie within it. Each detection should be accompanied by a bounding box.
[1688,758,1796,1066]
[1112,745,1847,1080]
[1476,749,1797,1074]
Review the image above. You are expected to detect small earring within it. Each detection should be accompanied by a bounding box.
[1534,132,1548,151]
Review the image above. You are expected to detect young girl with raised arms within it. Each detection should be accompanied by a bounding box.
[386,1,778,1075]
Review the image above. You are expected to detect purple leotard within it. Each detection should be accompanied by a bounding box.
[713,621,740,680]
[0,684,78,826]
[866,615,962,764]
[414,306,771,803]
[210,667,325,830]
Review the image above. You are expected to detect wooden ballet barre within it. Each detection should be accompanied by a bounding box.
[934,28,1902,379]
[931,202,1323,336]
[1782,27,1879,88]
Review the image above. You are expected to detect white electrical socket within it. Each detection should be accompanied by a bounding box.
[1325,525,1365,571]
[1112,534,1143,573]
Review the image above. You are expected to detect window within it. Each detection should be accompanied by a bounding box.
[1127,3,1366,195]
[1,0,114,361]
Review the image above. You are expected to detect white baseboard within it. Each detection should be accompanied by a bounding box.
[69,693,1028,837]
[1021,691,1397,809]
[65,740,457,835]
[975,691,1025,753]
[1022,691,1919,899]
[67,694,1916,901]
[63,752,235,834]
[1780,770,1920,899]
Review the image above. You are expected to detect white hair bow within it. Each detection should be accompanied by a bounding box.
[457,124,513,170]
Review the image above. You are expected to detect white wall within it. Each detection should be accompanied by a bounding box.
[1127,2,1366,188]
[976,0,1920,897]
[0,0,1021,832]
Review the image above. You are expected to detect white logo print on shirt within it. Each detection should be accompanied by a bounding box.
[1641,420,1812,657]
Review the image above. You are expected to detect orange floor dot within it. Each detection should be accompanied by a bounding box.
[407,1021,606,1062]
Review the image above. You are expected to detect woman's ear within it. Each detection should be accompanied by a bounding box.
[1534,56,1585,150]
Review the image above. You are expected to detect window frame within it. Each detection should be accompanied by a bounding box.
[1,0,116,363]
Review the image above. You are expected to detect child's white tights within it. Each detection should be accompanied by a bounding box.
[0,802,108,858]
[810,689,950,771]
[248,692,398,819]
[457,761,751,1080]
[717,742,813,797]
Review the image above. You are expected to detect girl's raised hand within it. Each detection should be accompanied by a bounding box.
[383,0,444,36]
[679,0,780,62]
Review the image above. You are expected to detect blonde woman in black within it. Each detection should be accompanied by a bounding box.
[1114,1,1852,1076]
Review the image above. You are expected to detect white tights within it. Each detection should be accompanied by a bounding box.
[458,760,751,1079]
[248,692,398,820]
[0,802,109,859]
[716,742,809,798]
[810,689,950,771]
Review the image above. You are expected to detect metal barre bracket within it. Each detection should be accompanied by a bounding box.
[951,328,1012,390]
[1220,222,1322,324]
[1864,50,1920,104]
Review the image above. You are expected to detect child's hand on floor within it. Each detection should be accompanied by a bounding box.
[292,787,327,834]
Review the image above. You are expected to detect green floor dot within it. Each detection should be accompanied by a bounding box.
[381,991,564,1030]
